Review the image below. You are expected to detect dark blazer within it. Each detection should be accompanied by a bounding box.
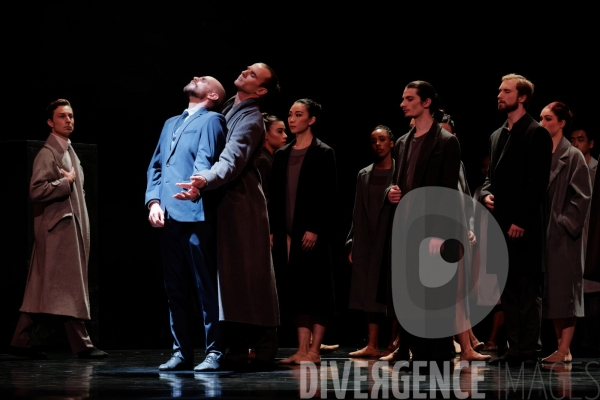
[379,122,462,299]
[391,122,461,192]
[269,137,337,316]
[479,113,552,275]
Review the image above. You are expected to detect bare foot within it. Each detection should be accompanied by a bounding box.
[379,347,411,361]
[349,346,380,358]
[320,344,339,353]
[460,349,491,362]
[294,351,321,364]
[380,344,396,357]
[453,340,461,354]
[471,341,485,352]
[541,349,572,363]
[279,351,307,364]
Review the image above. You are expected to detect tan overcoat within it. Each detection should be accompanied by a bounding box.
[19,134,91,320]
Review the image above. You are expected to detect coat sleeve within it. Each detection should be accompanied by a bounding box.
[479,136,494,203]
[346,170,363,252]
[268,149,285,234]
[145,118,175,207]
[441,135,461,190]
[30,148,72,203]
[306,147,337,236]
[198,112,263,190]
[193,114,227,175]
[557,151,593,237]
[384,137,403,203]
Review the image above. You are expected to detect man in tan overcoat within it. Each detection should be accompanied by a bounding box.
[10,99,107,359]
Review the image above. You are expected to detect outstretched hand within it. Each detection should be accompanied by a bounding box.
[176,175,207,190]
[173,183,201,201]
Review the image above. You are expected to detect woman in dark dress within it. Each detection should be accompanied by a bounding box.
[346,125,400,358]
[539,102,592,363]
[269,98,337,364]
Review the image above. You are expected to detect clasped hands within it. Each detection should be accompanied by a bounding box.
[173,175,207,201]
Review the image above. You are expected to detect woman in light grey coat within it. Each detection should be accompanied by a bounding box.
[539,102,592,363]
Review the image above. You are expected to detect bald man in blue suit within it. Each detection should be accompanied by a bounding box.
[145,75,227,371]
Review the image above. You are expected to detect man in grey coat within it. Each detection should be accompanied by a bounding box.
[10,99,107,360]
[176,62,280,370]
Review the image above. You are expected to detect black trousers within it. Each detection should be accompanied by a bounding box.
[501,273,543,358]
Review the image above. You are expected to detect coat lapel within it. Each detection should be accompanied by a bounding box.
[412,122,440,188]
[361,165,373,217]
[548,137,570,187]
[168,108,206,161]
[393,132,411,185]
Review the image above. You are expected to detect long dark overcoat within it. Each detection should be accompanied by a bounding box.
[269,137,337,317]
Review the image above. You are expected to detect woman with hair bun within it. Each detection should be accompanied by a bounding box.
[257,113,287,204]
[539,101,592,363]
[268,98,337,364]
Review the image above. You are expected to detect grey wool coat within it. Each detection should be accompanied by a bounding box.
[20,134,91,320]
[346,162,394,314]
[198,97,279,327]
[543,136,592,319]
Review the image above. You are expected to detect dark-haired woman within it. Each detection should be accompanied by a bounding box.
[269,99,337,364]
[346,125,401,358]
[539,102,592,363]
[257,113,287,204]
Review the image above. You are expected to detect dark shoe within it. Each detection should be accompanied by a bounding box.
[194,353,221,371]
[78,347,108,359]
[9,346,47,360]
[489,353,521,366]
[521,356,539,366]
[159,356,193,371]
[247,359,277,372]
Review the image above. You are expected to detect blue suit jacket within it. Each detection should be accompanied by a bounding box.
[145,107,226,222]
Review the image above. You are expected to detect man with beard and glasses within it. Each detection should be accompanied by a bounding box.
[480,74,552,366]
[145,75,227,371]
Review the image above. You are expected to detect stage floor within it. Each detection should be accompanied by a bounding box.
[1,347,599,399]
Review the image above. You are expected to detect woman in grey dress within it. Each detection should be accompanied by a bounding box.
[539,101,592,363]
[346,125,398,358]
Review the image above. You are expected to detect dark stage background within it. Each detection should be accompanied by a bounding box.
[4,3,597,351]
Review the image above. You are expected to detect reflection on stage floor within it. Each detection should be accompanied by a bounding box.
[1,347,598,399]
